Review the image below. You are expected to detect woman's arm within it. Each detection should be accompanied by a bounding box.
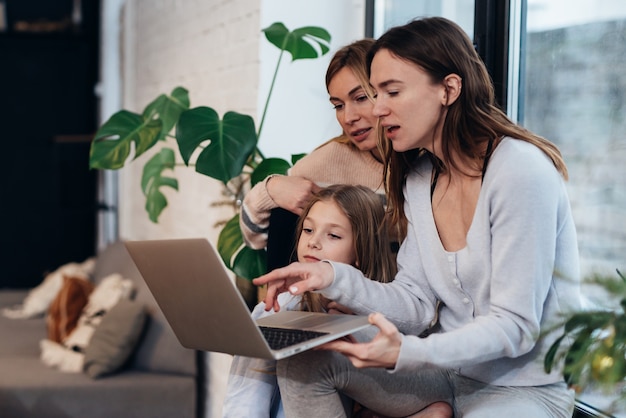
[240,175,320,249]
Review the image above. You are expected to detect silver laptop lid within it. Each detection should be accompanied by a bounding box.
[125,238,372,360]
[125,238,276,358]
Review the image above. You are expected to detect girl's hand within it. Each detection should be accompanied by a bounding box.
[253,261,335,311]
[319,313,402,369]
[266,175,321,215]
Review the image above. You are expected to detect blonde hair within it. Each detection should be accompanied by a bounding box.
[323,39,377,151]
[326,39,376,99]
[296,185,396,312]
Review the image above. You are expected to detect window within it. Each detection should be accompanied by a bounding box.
[370,0,474,37]
[371,0,626,414]
[520,3,626,413]
[521,0,626,281]
[370,0,626,295]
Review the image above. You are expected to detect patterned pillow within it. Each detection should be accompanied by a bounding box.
[40,274,135,373]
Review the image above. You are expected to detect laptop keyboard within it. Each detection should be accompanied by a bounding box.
[259,326,329,350]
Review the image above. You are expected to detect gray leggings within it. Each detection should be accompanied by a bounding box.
[276,350,575,418]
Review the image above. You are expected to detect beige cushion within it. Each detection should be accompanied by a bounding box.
[83,298,146,379]
[92,242,196,376]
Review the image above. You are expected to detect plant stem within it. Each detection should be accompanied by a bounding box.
[257,48,285,141]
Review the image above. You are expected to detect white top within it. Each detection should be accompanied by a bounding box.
[222,293,298,418]
[323,137,582,386]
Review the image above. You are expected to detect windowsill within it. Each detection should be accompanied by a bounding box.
[577,384,626,417]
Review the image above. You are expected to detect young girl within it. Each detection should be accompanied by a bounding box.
[224,184,451,418]
[223,184,395,418]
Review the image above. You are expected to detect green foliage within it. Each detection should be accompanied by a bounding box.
[141,148,178,223]
[291,153,307,165]
[89,110,163,169]
[216,214,267,278]
[142,86,190,141]
[250,158,292,187]
[263,22,331,60]
[176,108,257,184]
[88,23,331,280]
[545,269,626,393]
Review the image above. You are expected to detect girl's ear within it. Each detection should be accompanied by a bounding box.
[442,74,462,106]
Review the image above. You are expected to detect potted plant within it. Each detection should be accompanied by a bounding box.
[89,22,331,281]
[545,268,626,414]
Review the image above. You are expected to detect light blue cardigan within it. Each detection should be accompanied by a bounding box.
[323,137,582,386]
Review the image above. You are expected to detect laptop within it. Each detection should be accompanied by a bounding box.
[124,238,372,360]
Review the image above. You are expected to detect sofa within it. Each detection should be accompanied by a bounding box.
[0,241,204,418]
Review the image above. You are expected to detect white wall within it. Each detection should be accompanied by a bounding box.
[114,0,367,243]
[101,1,367,416]
[112,1,262,417]
[117,0,261,245]
[257,0,366,160]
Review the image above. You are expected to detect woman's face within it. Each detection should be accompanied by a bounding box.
[297,200,356,266]
[370,48,447,153]
[328,67,378,151]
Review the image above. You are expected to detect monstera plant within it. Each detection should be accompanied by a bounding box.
[89,22,331,280]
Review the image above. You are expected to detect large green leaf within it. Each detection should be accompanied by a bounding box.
[291,153,307,165]
[217,214,267,280]
[250,157,291,187]
[89,110,162,170]
[562,328,596,384]
[142,86,190,141]
[141,148,179,223]
[262,22,331,61]
[217,214,245,268]
[232,247,267,281]
[176,107,257,184]
[564,311,613,333]
[544,334,567,373]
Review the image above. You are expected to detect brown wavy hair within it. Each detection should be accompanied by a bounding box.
[367,17,568,230]
[297,184,396,312]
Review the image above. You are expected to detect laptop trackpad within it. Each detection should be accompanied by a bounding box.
[256,310,369,332]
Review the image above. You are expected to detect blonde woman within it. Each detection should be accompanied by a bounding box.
[240,39,389,252]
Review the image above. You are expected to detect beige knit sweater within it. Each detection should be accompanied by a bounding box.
[239,138,384,249]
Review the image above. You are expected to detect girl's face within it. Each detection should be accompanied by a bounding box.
[370,48,448,153]
[297,200,356,266]
[328,67,378,152]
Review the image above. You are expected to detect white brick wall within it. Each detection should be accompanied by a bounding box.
[118,0,260,245]
[110,2,367,415]
[117,1,261,417]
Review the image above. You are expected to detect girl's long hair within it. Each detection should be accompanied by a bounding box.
[368,17,568,229]
[297,185,396,312]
